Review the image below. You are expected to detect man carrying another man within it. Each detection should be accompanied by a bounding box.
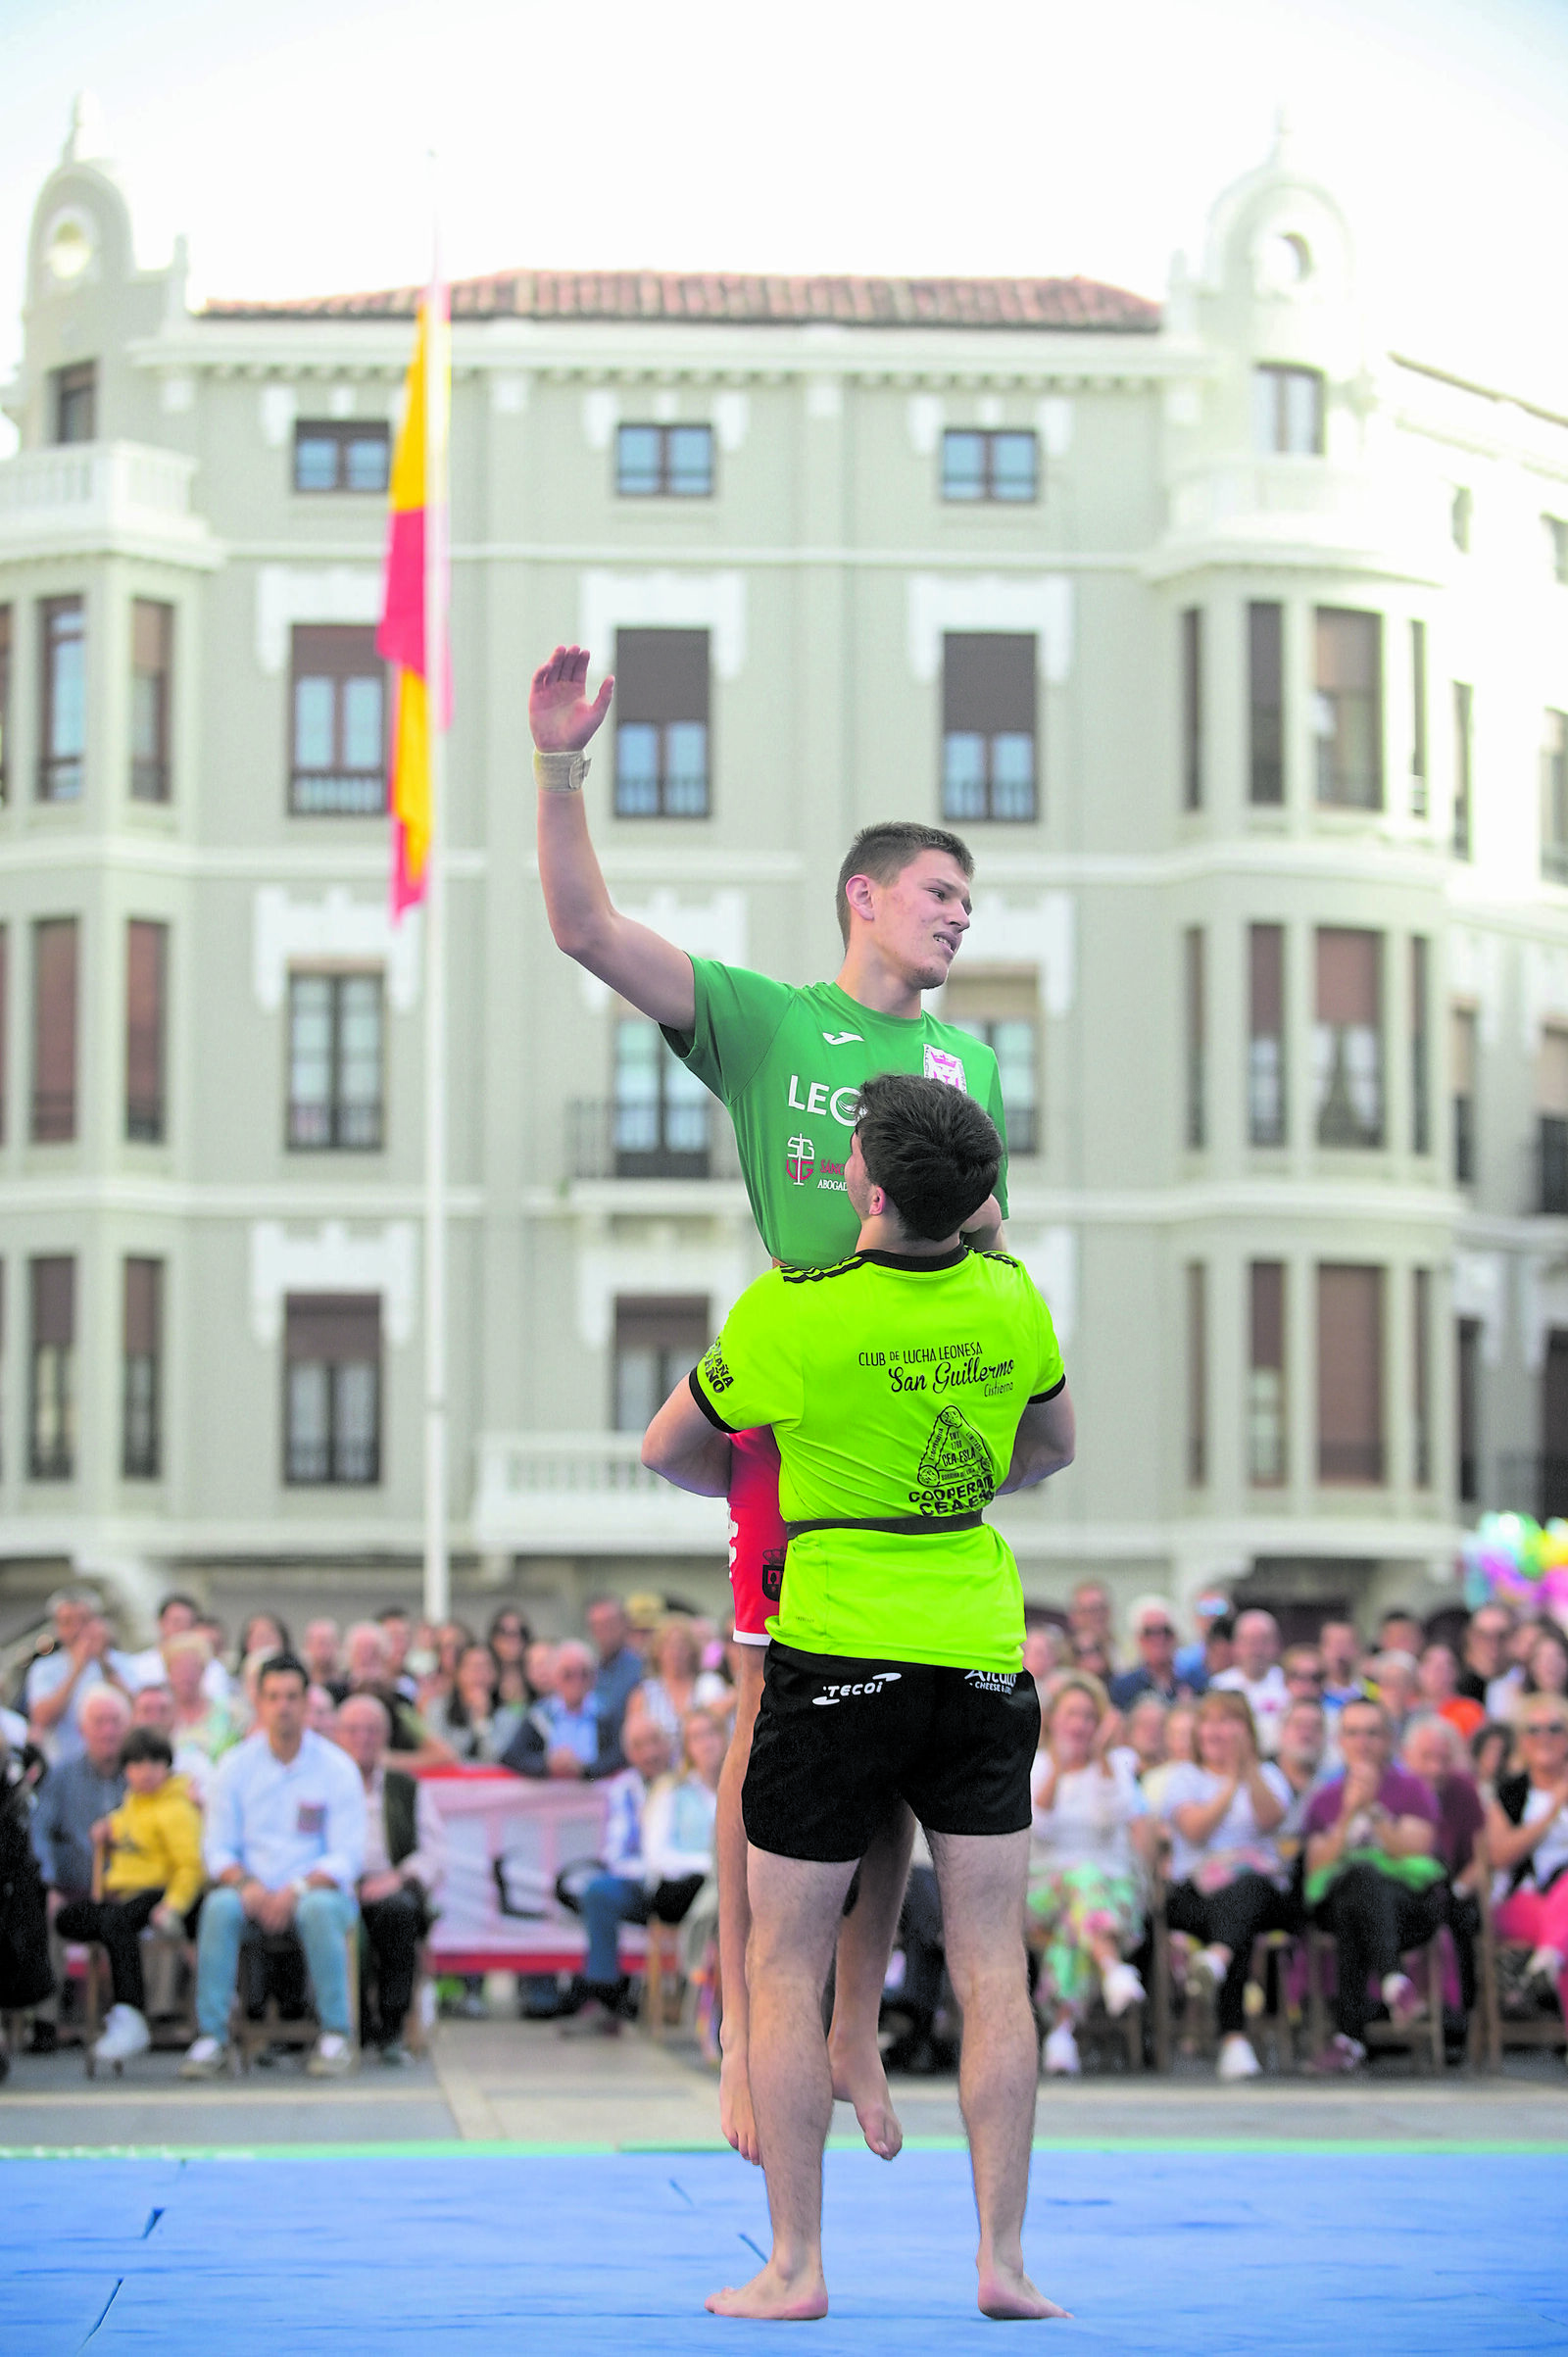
[644,1074,1076,2321]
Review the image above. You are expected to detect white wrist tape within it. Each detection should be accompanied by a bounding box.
[533,748,591,794]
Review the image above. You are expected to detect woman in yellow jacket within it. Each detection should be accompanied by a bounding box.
[56,1726,205,2066]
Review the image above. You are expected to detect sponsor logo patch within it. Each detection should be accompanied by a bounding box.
[786,1133,816,1185]
[701,1342,734,1395]
[923,1046,968,1092]
[760,1547,785,1604]
[811,1671,903,1707]
[963,1669,1016,1695]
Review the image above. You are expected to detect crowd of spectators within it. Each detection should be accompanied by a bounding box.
[1011,1582,1568,2078]
[3,1576,1566,2086]
[0,1587,731,2077]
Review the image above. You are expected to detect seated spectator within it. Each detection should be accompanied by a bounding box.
[335,1623,447,1761]
[1515,1626,1568,1724]
[1173,1589,1232,1695]
[1367,1649,1421,1742]
[1121,1694,1169,1780]
[425,1643,525,1762]
[1068,1581,1114,1660]
[1301,1695,1445,2074]
[335,1694,445,2062]
[1402,1710,1485,2018]
[302,1619,343,1694]
[24,1590,137,1765]
[1210,1611,1290,1756]
[1027,1674,1151,2076]
[627,1617,729,1748]
[487,1608,533,1710]
[1471,1718,1514,1802]
[1319,1618,1364,1712]
[57,1729,204,2067]
[164,1634,241,1769]
[1483,1695,1568,2024]
[1071,1636,1113,1687]
[416,1619,476,1723]
[1282,1646,1328,1714]
[1419,1642,1485,1742]
[305,1686,338,1736]
[376,1609,420,1704]
[233,1614,290,1684]
[1274,1697,1330,1842]
[1021,1624,1064,1690]
[586,1596,643,1747]
[120,1593,221,1699]
[503,1642,621,1780]
[563,1714,675,2034]
[1108,1597,1187,1711]
[1140,1703,1197,1812]
[1160,1689,1292,2081]
[127,1679,218,1805]
[566,1706,723,2038]
[1455,1603,1515,1712]
[181,1654,366,2080]
[525,1641,559,1700]
[28,1686,132,2052]
[1377,1609,1427,1661]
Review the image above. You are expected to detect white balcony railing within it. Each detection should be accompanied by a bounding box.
[0,440,215,563]
[472,1432,729,1556]
[1163,456,1445,561]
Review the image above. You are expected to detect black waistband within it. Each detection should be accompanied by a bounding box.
[784,1511,985,1540]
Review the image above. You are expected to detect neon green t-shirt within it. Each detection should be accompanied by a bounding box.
[690,1247,1065,1671]
[662,961,1008,1269]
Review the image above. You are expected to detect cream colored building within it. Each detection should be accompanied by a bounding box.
[2,108,1566,1645]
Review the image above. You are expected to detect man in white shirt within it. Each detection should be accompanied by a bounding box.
[1210,1610,1291,1757]
[24,1590,139,1765]
[181,1653,366,2079]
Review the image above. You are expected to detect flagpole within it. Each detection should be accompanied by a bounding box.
[422,161,450,1628]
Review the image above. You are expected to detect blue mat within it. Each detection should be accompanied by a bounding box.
[4,2147,1567,2353]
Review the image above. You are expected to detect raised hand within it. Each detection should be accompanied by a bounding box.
[530,644,613,752]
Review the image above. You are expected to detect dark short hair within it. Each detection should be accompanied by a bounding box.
[855,1072,1001,1243]
[157,1592,202,1621]
[376,1605,410,1625]
[1206,1613,1236,1643]
[834,822,973,945]
[120,1728,173,1770]
[257,1651,309,1696]
[1378,1607,1424,1635]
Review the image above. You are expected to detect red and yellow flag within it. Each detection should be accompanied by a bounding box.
[377,292,450,916]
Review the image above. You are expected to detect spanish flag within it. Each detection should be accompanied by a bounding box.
[377,291,450,916]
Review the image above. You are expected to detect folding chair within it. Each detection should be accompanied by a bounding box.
[1305,1922,1446,2072]
[229,1924,360,2072]
[1476,1868,1568,2071]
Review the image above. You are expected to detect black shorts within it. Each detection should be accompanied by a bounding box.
[742,1644,1041,1863]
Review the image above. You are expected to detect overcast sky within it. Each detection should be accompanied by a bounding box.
[1,0,1565,432]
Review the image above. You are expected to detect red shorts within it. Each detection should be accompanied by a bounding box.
[728,1427,787,1646]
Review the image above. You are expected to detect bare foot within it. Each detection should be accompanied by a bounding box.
[829,2035,903,2161]
[706,2259,829,2320]
[977,2259,1071,2321]
[719,2040,761,2167]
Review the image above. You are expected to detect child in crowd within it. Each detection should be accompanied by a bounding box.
[57,1729,205,2067]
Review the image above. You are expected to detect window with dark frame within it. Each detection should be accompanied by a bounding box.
[1544,1335,1568,1523]
[124,920,167,1144]
[31,917,77,1144]
[1252,365,1324,456]
[1542,710,1568,885]
[1184,927,1205,1150]
[1451,1005,1477,1186]
[612,1296,710,1433]
[1538,1027,1568,1216]
[1412,1268,1432,1490]
[612,1019,710,1176]
[614,423,713,498]
[1248,603,1284,806]
[1452,682,1474,860]
[122,1257,162,1481]
[1181,608,1203,811]
[612,628,710,817]
[289,626,386,814]
[1409,936,1431,1155]
[1314,928,1383,1149]
[287,972,384,1150]
[1186,1262,1207,1487]
[1249,1260,1287,1487]
[0,605,11,804]
[942,633,1037,823]
[1410,618,1428,818]
[29,1255,74,1481]
[940,429,1039,503]
[39,597,85,802]
[52,363,96,445]
[1313,609,1382,809]
[1317,1263,1385,1485]
[284,1295,381,1485]
[1249,923,1286,1148]
[1457,1316,1481,1503]
[129,601,172,803]
[292,420,391,495]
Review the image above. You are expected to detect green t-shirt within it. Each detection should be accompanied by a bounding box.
[691,1247,1064,1671]
[663,961,1008,1269]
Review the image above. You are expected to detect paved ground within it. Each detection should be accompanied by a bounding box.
[3,2002,1565,2152]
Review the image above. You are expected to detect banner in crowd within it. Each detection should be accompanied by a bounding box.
[416,1770,610,1969]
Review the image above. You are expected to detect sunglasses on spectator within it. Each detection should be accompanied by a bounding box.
[1523,1719,1568,1737]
